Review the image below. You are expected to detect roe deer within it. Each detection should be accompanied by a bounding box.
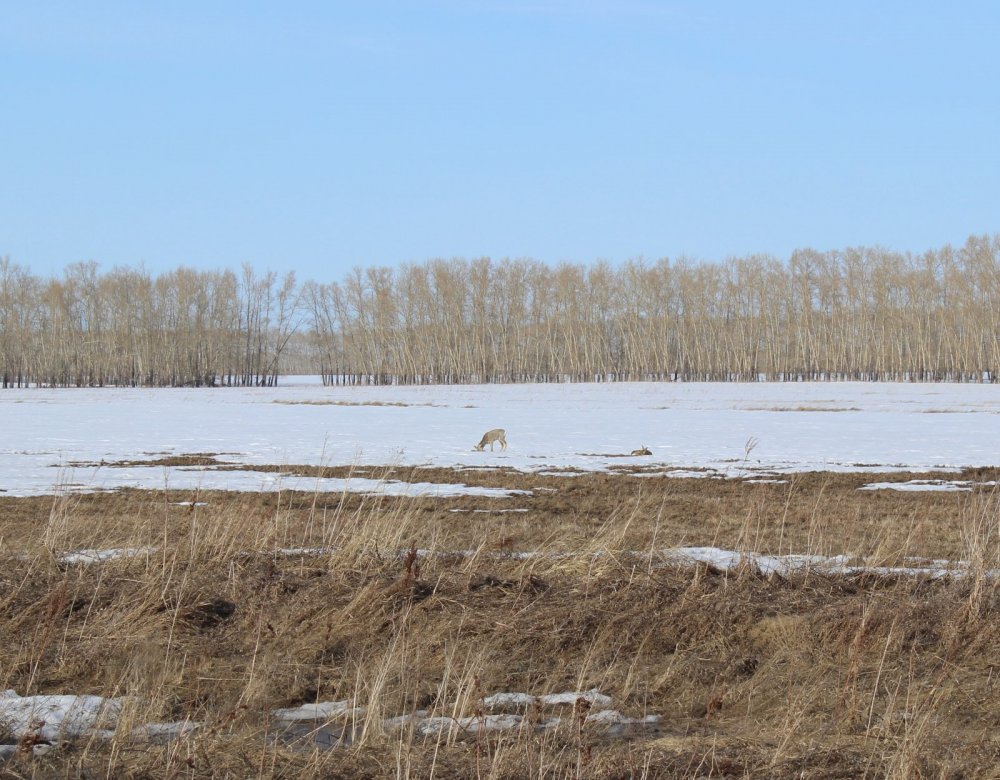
[474,429,507,452]
[631,446,652,456]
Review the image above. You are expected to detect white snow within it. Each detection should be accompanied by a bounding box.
[271,688,658,746]
[665,546,969,579]
[482,692,537,709]
[1,379,997,495]
[272,701,364,722]
[53,543,987,580]
[448,508,530,513]
[585,710,661,727]
[482,689,615,710]
[58,547,156,565]
[539,689,614,708]
[415,714,528,737]
[382,710,430,731]
[18,466,530,499]
[0,690,200,750]
[860,479,995,492]
[0,690,122,744]
[131,720,200,741]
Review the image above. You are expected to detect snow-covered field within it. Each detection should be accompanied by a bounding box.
[2,378,998,496]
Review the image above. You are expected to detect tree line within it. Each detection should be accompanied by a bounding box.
[2,234,999,387]
[307,234,1000,384]
[0,261,298,387]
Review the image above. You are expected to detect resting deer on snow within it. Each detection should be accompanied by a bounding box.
[631,446,652,456]
[474,429,507,452]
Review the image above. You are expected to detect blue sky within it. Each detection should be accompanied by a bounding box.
[2,1,998,281]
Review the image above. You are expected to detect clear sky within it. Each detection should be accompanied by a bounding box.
[2,1,998,282]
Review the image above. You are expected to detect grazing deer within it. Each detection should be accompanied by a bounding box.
[474,428,507,452]
[631,446,652,456]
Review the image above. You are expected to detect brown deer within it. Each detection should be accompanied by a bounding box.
[474,429,507,451]
[630,446,652,456]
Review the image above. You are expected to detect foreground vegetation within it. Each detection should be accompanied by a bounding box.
[1,467,999,778]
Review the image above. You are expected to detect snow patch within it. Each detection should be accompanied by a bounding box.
[482,692,537,709]
[131,720,200,742]
[448,508,530,514]
[271,688,658,748]
[50,544,988,580]
[0,690,123,743]
[539,689,613,708]
[665,546,967,579]
[0,690,199,749]
[272,700,364,722]
[860,479,994,492]
[414,714,528,737]
[59,547,155,565]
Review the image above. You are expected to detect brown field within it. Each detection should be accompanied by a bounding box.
[1,466,1000,778]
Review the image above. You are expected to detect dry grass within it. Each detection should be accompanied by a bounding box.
[741,406,863,413]
[271,400,438,407]
[1,468,1000,778]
